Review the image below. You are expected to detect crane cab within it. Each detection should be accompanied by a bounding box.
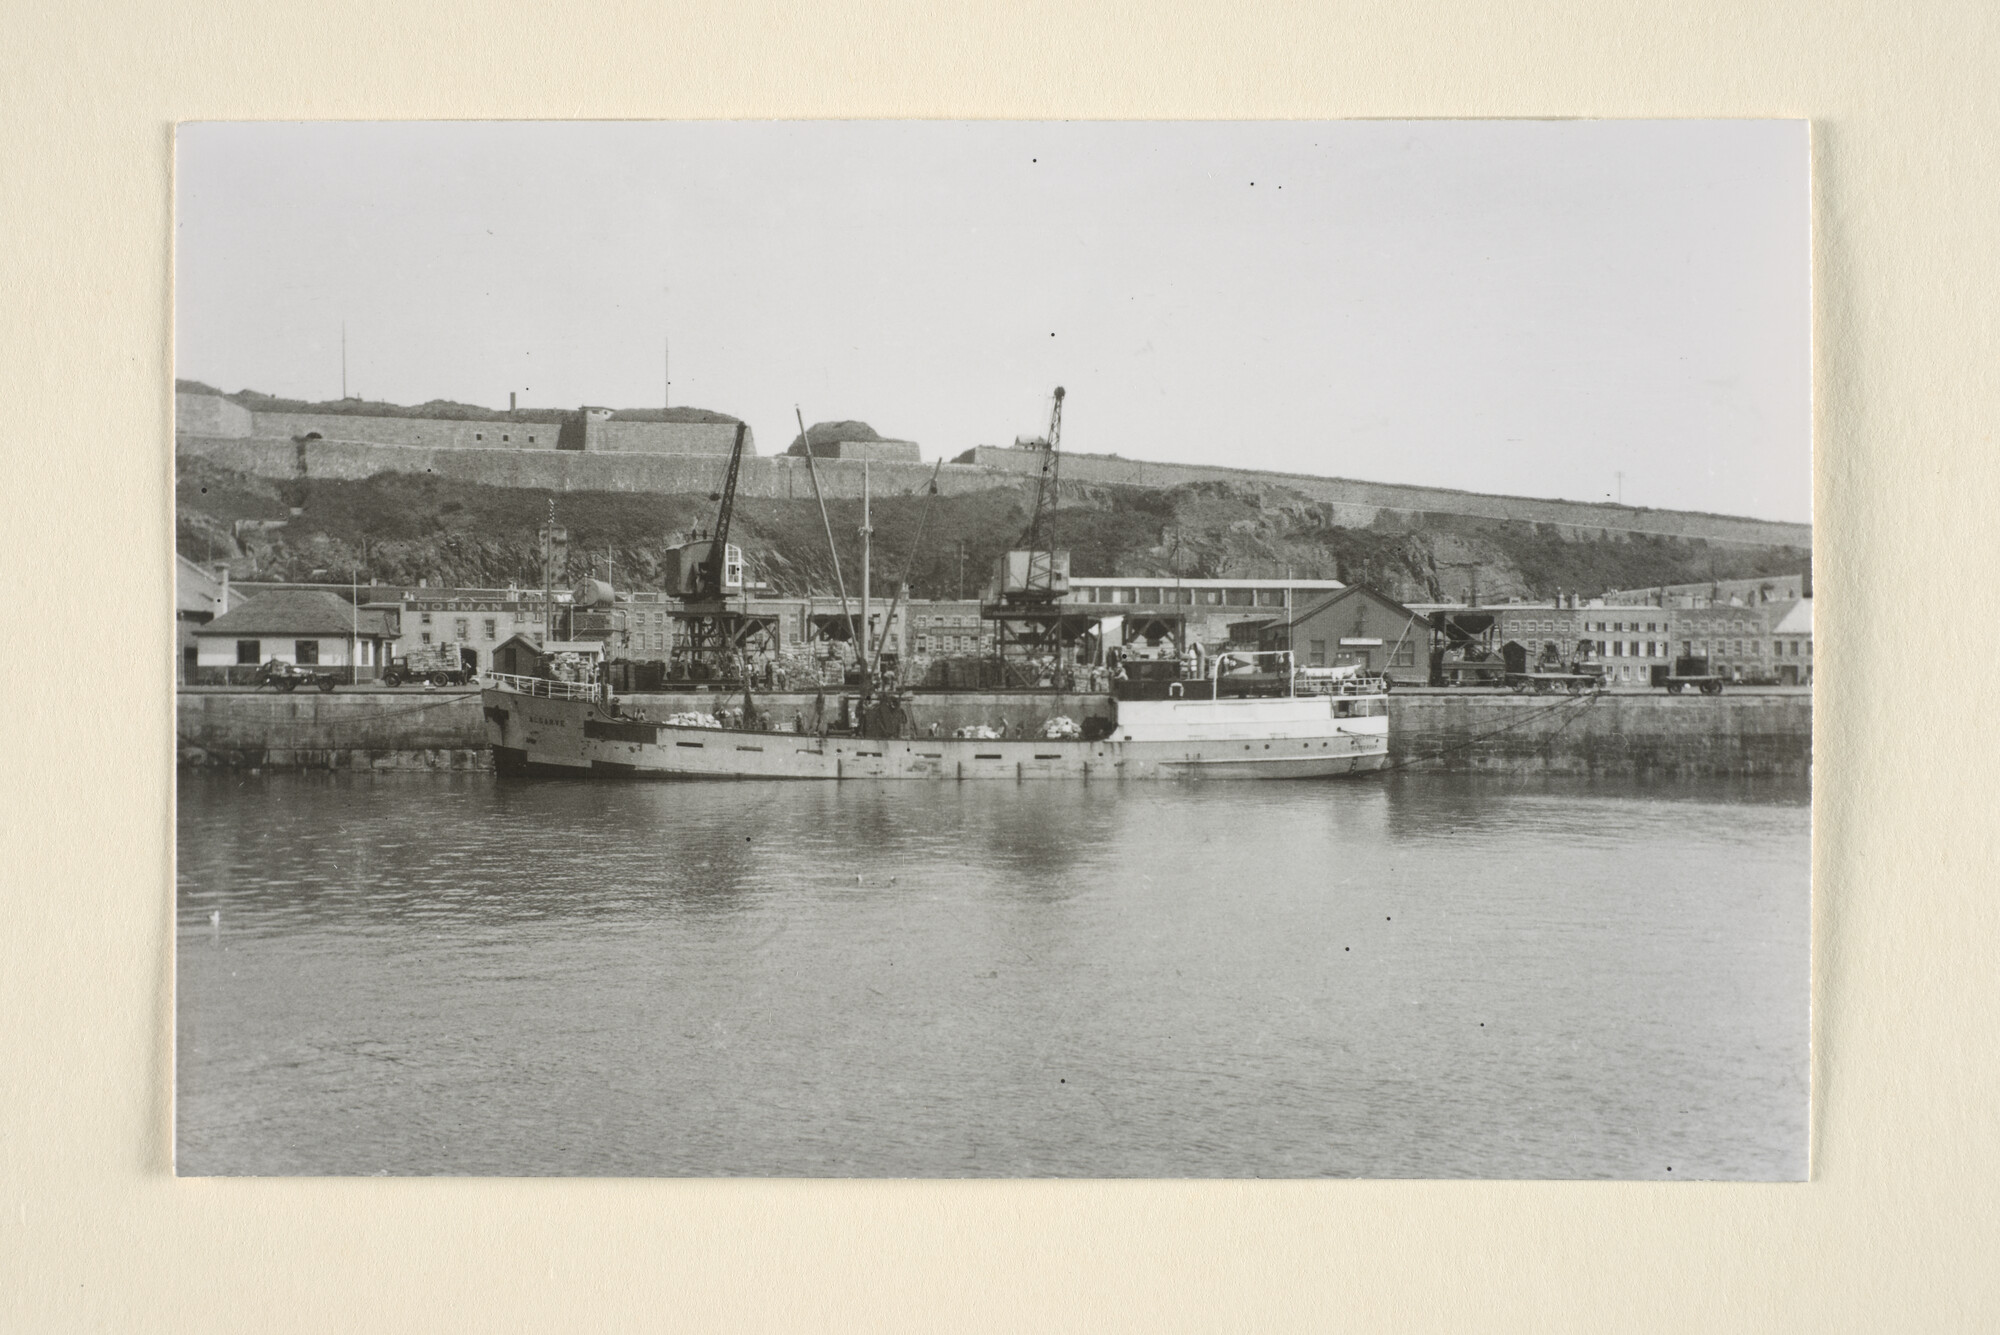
[668,540,744,601]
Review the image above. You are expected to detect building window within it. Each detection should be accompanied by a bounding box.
[1309,638,1327,667]
[421,632,432,645]
[295,640,319,664]
[1390,642,1416,668]
[484,618,497,641]
[236,639,261,664]
[475,432,484,441]
[1225,589,1255,606]
[528,435,536,444]
[455,618,469,640]
[1256,589,1286,607]
[421,612,433,626]
[502,434,510,442]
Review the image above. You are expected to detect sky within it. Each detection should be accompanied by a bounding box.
[176,120,1809,522]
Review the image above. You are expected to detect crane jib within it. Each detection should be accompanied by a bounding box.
[696,420,749,598]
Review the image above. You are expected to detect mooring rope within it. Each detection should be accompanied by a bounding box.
[1373,689,1604,775]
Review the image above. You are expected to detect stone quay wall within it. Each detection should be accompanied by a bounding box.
[178,687,1811,778]
[1387,691,1811,778]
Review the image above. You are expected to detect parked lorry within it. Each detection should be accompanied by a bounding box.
[381,641,475,687]
[255,658,338,693]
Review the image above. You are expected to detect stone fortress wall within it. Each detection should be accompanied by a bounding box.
[177,434,1000,500]
[584,415,745,456]
[959,446,1812,549]
[176,390,749,457]
[174,389,1810,548]
[799,439,924,462]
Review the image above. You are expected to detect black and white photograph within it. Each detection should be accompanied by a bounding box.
[173,120,1811,1178]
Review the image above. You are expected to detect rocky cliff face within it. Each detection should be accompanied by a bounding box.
[176,456,1807,603]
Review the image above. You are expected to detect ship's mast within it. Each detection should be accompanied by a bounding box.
[796,408,867,693]
[870,459,945,684]
[860,460,872,668]
[542,499,555,642]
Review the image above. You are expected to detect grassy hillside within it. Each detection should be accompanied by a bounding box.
[176,456,1807,604]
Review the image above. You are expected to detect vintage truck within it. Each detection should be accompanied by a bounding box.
[254,658,338,693]
[381,641,476,687]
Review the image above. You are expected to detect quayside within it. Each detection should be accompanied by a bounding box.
[481,652,1391,782]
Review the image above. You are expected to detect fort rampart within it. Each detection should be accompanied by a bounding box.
[175,392,751,457]
[963,446,1812,548]
[178,434,1011,499]
[175,385,1809,547]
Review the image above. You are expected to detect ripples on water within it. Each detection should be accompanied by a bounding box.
[176,771,1809,1178]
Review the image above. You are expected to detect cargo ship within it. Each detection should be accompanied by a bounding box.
[481,654,1390,781]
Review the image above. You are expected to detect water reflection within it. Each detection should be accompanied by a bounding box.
[177,770,1809,1178]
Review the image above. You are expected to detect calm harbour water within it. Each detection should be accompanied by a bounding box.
[176,771,1809,1178]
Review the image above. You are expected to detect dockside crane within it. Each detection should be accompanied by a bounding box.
[1020,385,1065,597]
[663,421,771,682]
[670,420,748,602]
[988,387,1091,686]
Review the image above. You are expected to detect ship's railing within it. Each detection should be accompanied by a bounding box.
[1294,670,1394,697]
[483,671,602,701]
[1211,650,1392,698]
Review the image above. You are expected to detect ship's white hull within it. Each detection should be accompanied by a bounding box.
[483,688,1390,781]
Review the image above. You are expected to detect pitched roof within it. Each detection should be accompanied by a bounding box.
[1770,598,1812,635]
[199,590,394,638]
[1285,584,1422,630]
[176,555,224,616]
